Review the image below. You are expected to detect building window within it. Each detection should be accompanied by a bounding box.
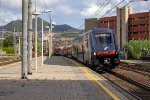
[140,31,145,34]
[133,32,138,34]
[133,25,138,27]
[140,24,145,26]
[147,31,149,33]
[129,32,132,34]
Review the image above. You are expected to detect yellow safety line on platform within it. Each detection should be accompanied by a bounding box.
[0,62,21,69]
[70,59,120,100]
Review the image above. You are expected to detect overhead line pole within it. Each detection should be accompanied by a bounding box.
[13,27,16,56]
[33,0,41,70]
[49,11,52,58]
[22,0,28,79]
[28,0,33,74]
[34,14,38,70]
[41,13,44,66]
[34,0,38,70]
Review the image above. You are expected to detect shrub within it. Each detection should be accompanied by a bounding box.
[3,47,14,54]
[124,40,150,59]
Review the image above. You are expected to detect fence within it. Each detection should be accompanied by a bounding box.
[0,50,6,56]
[140,49,150,61]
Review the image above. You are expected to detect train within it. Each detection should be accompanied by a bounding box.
[54,28,120,71]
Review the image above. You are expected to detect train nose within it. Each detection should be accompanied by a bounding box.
[96,51,117,57]
[104,59,110,64]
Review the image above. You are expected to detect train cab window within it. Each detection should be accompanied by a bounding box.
[86,35,88,47]
[95,33,112,46]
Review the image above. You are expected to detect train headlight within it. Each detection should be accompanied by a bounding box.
[94,52,96,56]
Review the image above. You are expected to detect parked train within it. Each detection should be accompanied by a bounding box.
[55,28,120,71]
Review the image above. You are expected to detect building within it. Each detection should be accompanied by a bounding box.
[99,16,117,32]
[85,18,99,32]
[116,6,133,49]
[128,12,150,40]
[85,6,150,49]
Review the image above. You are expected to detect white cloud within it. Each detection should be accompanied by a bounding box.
[80,3,99,17]
[1,0,21,10]
[80,2,111,18]
[0,0,150,27]
[39,0,67,6]
[57,5,78,16]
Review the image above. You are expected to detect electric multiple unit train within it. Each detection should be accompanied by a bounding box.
[55,28,120,71]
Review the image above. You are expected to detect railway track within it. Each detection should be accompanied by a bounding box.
[118,66,150,77]
[0,60,20,67]
[100,68,150,100]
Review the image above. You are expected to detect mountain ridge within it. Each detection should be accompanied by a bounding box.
[0,18,80,32]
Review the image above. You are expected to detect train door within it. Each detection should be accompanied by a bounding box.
[88,32,94,66]
[83,34,88,64]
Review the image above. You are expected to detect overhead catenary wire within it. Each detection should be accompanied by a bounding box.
[42,0,52,27]
[78,0,134,30]
[100,0,126,18]
[90,0,109,17]
[43,0,48,10]
[63,0,112,30]
[93,0,112,17]
[105,0,134,18]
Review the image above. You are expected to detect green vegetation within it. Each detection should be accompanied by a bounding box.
[0,40,3,49]
[2,35,14,54]
[3,47,14,54]
[0,56,21,62]
[0,18,80,32]
[3,35,14,47]
[137,64,149,71]
[124,40,150,59]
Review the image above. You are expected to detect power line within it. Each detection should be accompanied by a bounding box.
[105,0,134,18]
[43,0,48,10]
[65,0,112,30]
[70,0,112,29]
[100,0,126,18]
[93,0,112,17]
[90,0,109,17]
[42,0,52,25]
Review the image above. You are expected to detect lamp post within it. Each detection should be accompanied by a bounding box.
[32,1,40,70]
[45,26,49,55]
[22,0,28,79]
[45,11,53,59]
[49,11,52,58]
[41,10,51,66]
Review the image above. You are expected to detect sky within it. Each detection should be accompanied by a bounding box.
[0,0,150,29]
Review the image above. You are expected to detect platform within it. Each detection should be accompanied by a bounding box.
[0,56,134,100]
[121,60,150,65]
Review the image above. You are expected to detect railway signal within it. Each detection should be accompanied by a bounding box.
[15,36,19,44]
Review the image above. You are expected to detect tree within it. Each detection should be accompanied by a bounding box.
[3,35,14,48]
[0,40,3,49]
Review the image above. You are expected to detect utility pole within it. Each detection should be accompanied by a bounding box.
[22,0,28,79]
[48,27,51,58]
[18,32,21,56]
[35,14,38,70]
[33,0,40,70]
[49,11,52,58]
[41,14,44,66]
[28,0,32,74]
[13,27,16,56]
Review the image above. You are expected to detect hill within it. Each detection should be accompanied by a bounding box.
[0,18,80,32]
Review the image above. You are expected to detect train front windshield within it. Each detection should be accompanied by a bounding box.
[95,33,112,46]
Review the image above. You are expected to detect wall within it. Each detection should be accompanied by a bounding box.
[128,12,149,39]
[85,18,99,32]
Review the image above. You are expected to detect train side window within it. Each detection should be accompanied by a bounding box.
[86,35,88,47]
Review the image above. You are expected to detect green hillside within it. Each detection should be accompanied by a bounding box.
[0,18,80,32]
